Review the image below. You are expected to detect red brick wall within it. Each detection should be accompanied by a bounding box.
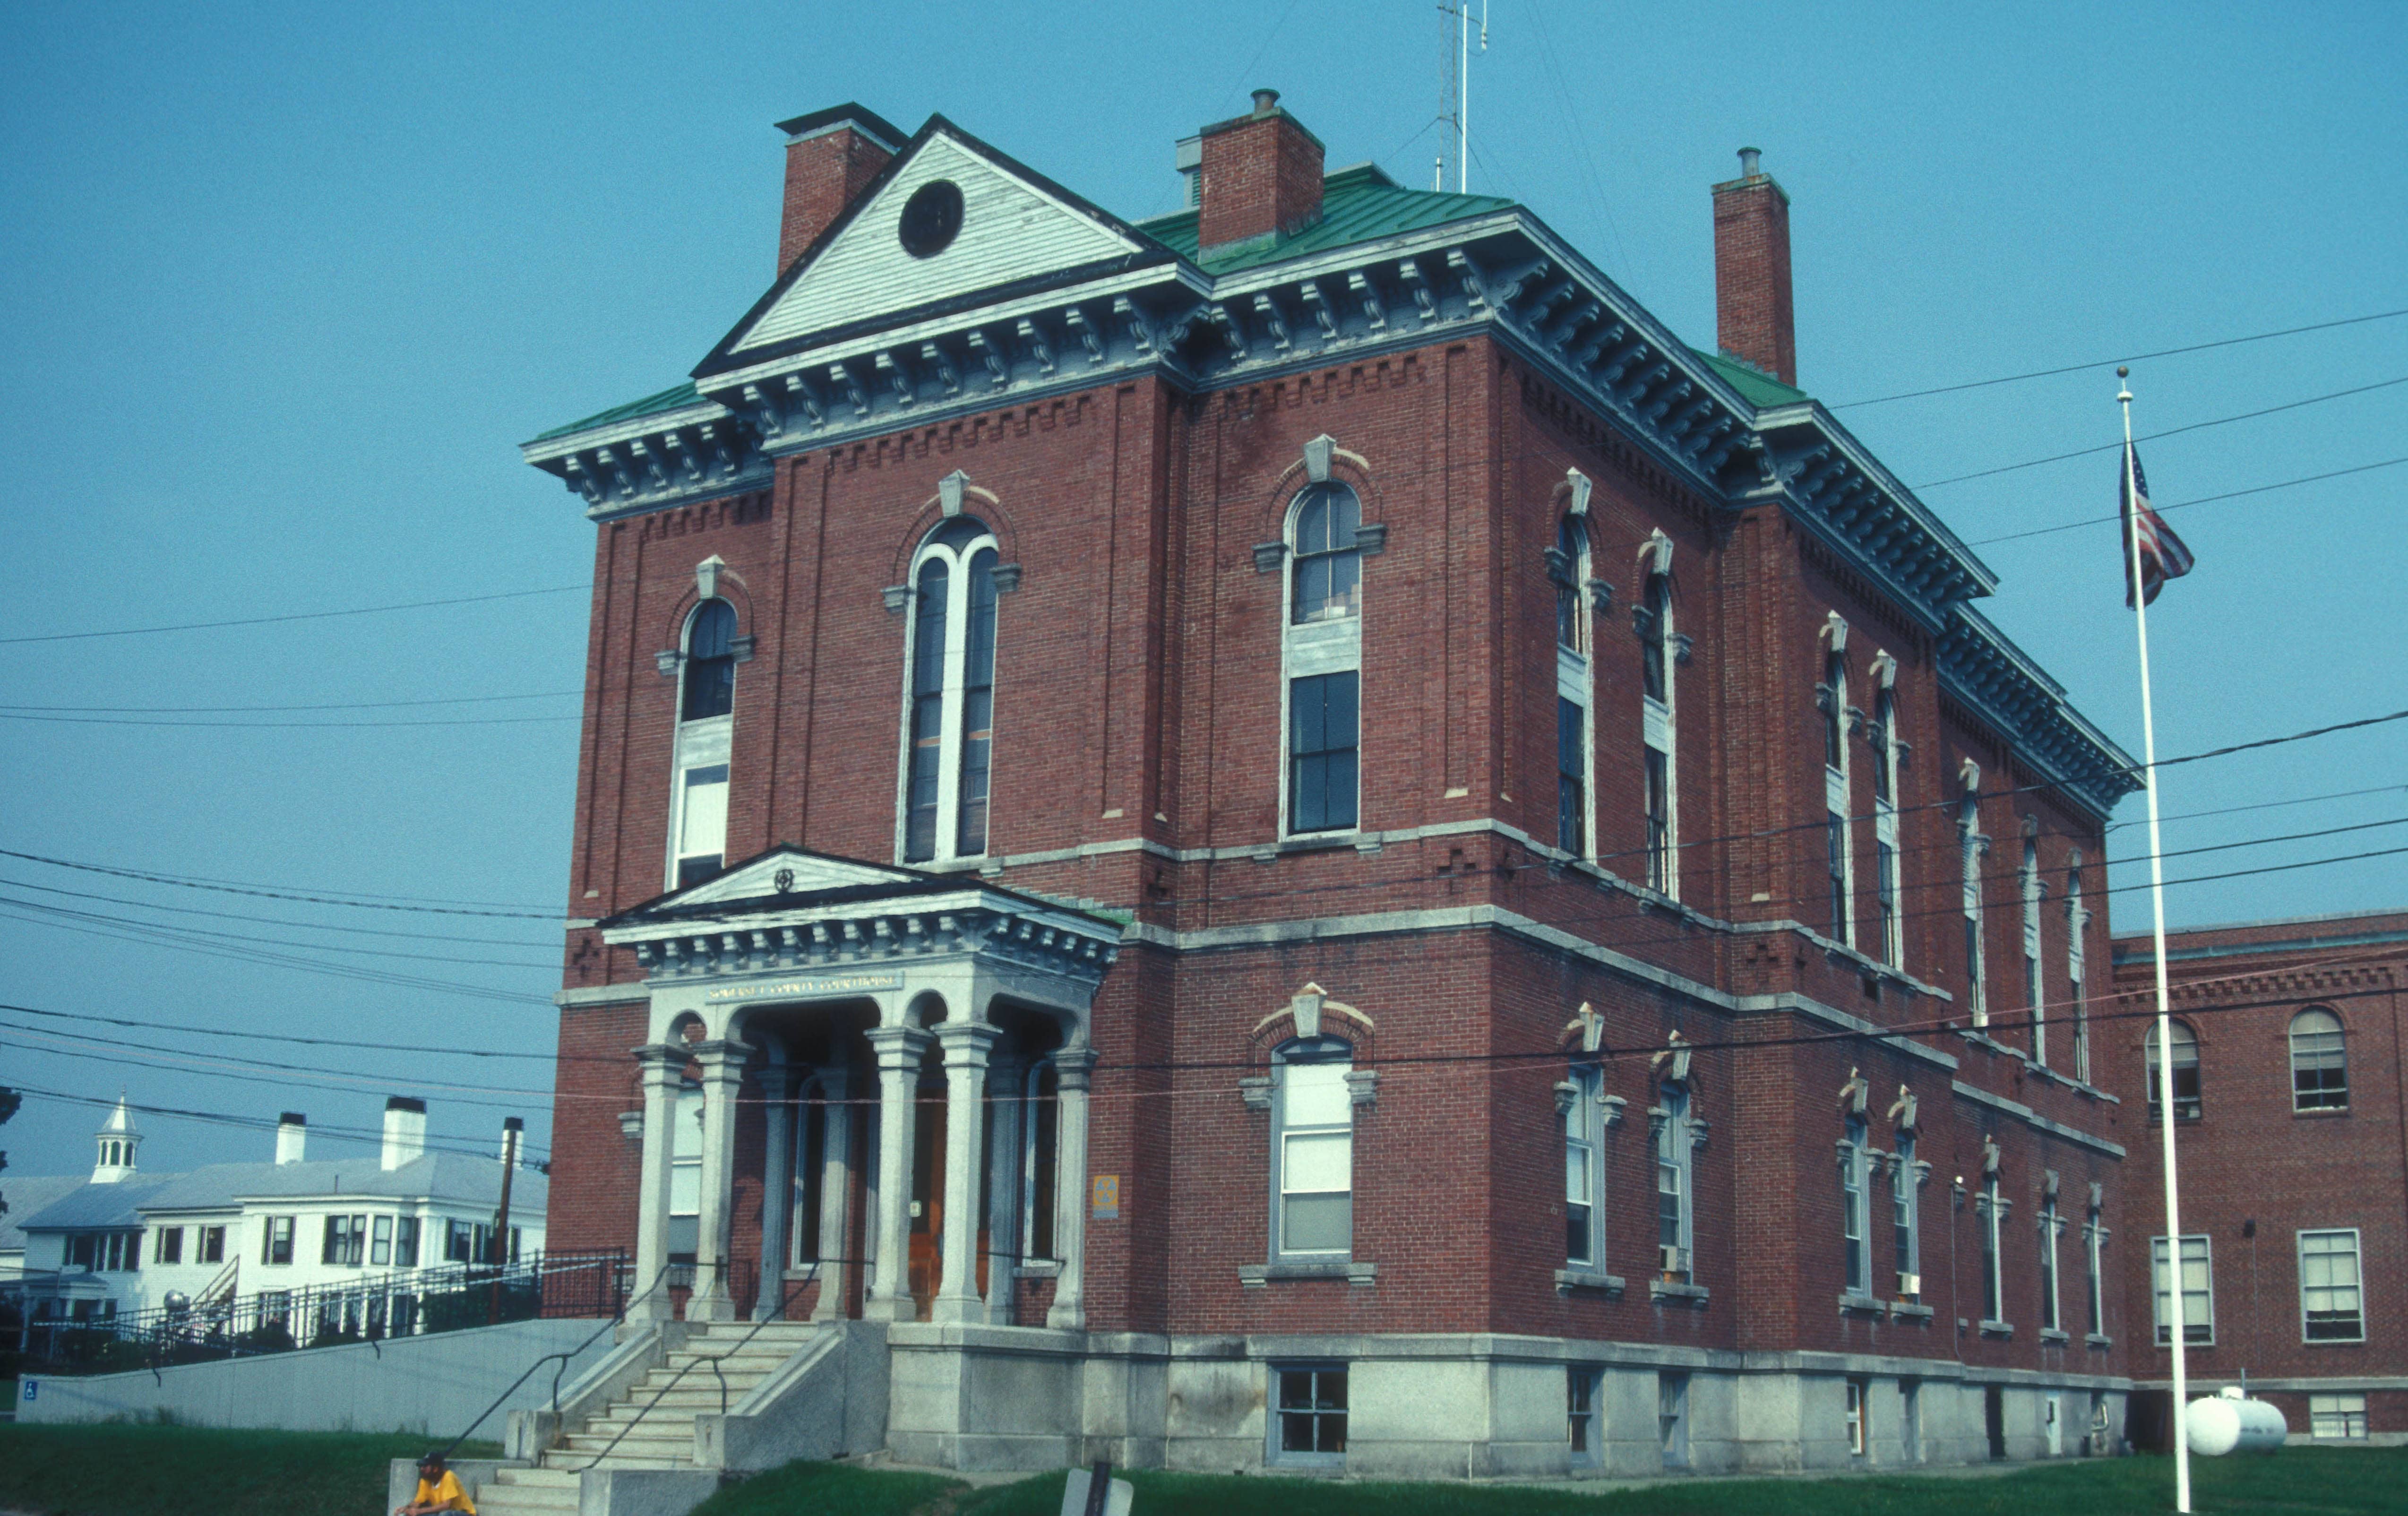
[1197,106,1323,253]
[1711,171,1796,386]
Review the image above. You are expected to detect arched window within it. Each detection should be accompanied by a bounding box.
[1272,1038,1354,1258]
[1563,1063,1603,1266]
[1960,787,1987,1025]
[1552,515,1593,858]
[2021,837,2046,1065]
[1283,484,1365,836]
[1870,685,1902,967]
[1820,640,1853,947]
[2146,1019,2202,1121]
[1892,1132,1921,1301]
[1839,1116,1870,1296]
[897,517,1002,863]
[2066,862,2091,1083]
[670,599,738,888]
[2290,1008,2348,1112]
[1290,484,1362,624]
[1023,1061,1061,1261]
[1652,1082,1694,1282]
[1638,571,1678,895]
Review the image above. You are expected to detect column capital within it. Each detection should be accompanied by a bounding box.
[757,1062,802,1101]
[1053,1045,1100,1092]
[691,1038,755,1084]
[863,1024,935,1070]
[634,1043,691,1086]
[933,1020,1005,1064]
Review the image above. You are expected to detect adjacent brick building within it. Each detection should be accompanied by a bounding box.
[2114,908,2408,1447]
[520,92,2147,1479]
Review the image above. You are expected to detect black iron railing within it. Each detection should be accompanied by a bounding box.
[15,1249,627,1375]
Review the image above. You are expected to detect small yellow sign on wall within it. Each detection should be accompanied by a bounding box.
[1091,1173,1121,1219]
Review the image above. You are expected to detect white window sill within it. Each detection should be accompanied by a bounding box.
[1555,1268,1626,1297]
[1240,1260,1376,1287]
[2085,1333,2114,1350]
[1979,1319,2015,1339]
[1838,1292,1883,1317]
[1650,1279,1709,1306]
[1015,1259,1063,1279]
[1889,1301,1935,1323]
[2039,1327,2073,1346]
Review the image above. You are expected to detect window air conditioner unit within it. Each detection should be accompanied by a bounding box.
[1898,1271,1922,1296]
[1660,1245,1688,1274]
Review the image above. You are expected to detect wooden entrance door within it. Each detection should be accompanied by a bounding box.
[907,1083,944,1320]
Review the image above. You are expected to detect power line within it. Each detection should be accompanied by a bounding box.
[0,690,583,715]
[0,1026,564,1111]
[0,847,559,917]
[2107,783,2408,833]
[6,1081,545,1163]
[0,583,590,646]
[1831,308,2408,410]
[0,874,561,948]
[0,894,562,969]
[0,712,582,731]
[1911,373,2408,491]
[0,999,576,1065]
[1967,456,2408,548]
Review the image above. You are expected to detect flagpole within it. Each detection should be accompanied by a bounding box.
[2122,366,2192,1512]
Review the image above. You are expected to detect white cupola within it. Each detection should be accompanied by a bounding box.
[92,1093,140,1183]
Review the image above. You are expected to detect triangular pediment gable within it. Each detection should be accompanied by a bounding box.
[614,846,924,921]
[701,119,1175,374]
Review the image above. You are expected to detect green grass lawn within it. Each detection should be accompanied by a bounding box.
[0,1424,499,1516]
[0,1427,2394,1516]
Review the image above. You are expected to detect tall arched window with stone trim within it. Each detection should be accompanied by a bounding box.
[1283,482,1366,836]
[896,516,1002,863]
[2021,835,2047,1066]
[1818,623,1854,947]
[1636,551,1679,896]
[1959,775,1988,1025]
[671,598,739,888]
[2290,1008,2348,1112]
[1563,1062,1603,1266]
[1551,513,1595,858]
[1272,1037,1354,1258]
[1869,672,1903,968]
[2067,859,2091,1083]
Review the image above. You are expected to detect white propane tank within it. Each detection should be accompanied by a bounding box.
[2186,1387,2287,1456]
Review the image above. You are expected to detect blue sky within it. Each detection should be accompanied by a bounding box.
[2,1,2401,1177]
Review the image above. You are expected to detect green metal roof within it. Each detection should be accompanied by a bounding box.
[1693,349,1808,407]
[530,382,702,444]
[1134,164,1514,275]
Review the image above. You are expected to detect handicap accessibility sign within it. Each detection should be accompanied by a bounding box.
[21,1379,35,1401]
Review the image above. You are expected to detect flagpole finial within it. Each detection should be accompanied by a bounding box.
[2117,365,2133,404]
[2116,366,2129,378]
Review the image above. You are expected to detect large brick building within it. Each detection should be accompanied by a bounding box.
[520,94,2148,1482]
[2114,909,2408,1447]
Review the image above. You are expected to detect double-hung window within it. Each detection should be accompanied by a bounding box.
[321,1214,367,1267]
[1961,792,1987,1024]
[1552,515,1594,859]
[1283,484,1365,837]
[1840,1117,1870,1297]
[2067,864,2091,1083]
[394,1216,421,1269]
[1892,1134,1921,1301]
[2290,1009,2348,1111]
[1563,1064,1602,1267]
[1567,1367,1602,1464]
[371,1215,394,1267]
[199,1225,226,1264]
[2084,1198,2107,1337]
[2146,1020,2202,1121]
[2299,1229,2364,1342]
[263,1215,294,1266]
[668,1086,704,1263]
[2311,1394,2369,1439]
[155,1226,183,1265]
[898,518,1003,863]
[1871,686,1902,968]
[670,598,737,888]
[1978,1176,2006,1325]
[1845,1378,1868,1457]
[1273,1041,1353,1257]
[2038,1197,2062,1334]
[2021,839,2046,1064]
[2151,1234,2214,1345]
[1820,641,1853,947]
[1654,1086,1694,1281]
[1638,570,1678,896]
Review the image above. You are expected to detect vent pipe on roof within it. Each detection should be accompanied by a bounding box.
[382,1096,427,1171]
[501,1115,525,1166]
[275,1111,307,1165]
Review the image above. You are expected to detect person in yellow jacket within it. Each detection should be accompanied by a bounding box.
[396,1452,476,1515]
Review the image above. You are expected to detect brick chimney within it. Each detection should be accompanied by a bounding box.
[1195,89,1324,257]
[1711,146,1797,387]
[774,103,906,275]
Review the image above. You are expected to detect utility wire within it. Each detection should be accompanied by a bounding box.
[0,847,559,918]
[2106,783,2408,833]
[1832,308,2408,410]
[0,875,562,948]
[0,895,562,969]
[0,690,584,715]
[0,712,581,731]
[1968,457,2408,548]
[1911,374,2408,491]
[0,1000,578,1065]
[0,584,590,646]
[6,1082,545,1163]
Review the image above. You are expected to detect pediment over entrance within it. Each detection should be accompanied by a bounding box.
[641,846,922,913]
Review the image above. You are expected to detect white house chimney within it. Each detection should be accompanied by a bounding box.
[275,1111,308,1165]
[381,1096,428,1171]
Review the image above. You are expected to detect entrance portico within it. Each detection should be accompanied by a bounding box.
[600,847,1119,1328]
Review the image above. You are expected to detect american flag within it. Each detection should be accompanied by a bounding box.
[2120,441,2196,607]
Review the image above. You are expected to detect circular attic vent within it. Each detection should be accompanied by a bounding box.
[898,181,964,259]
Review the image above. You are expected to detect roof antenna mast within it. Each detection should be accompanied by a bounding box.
[1444,0,1490,194]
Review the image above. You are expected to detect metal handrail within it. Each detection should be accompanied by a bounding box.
[576,1256,865,1470]
[432,1254,652,1463]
